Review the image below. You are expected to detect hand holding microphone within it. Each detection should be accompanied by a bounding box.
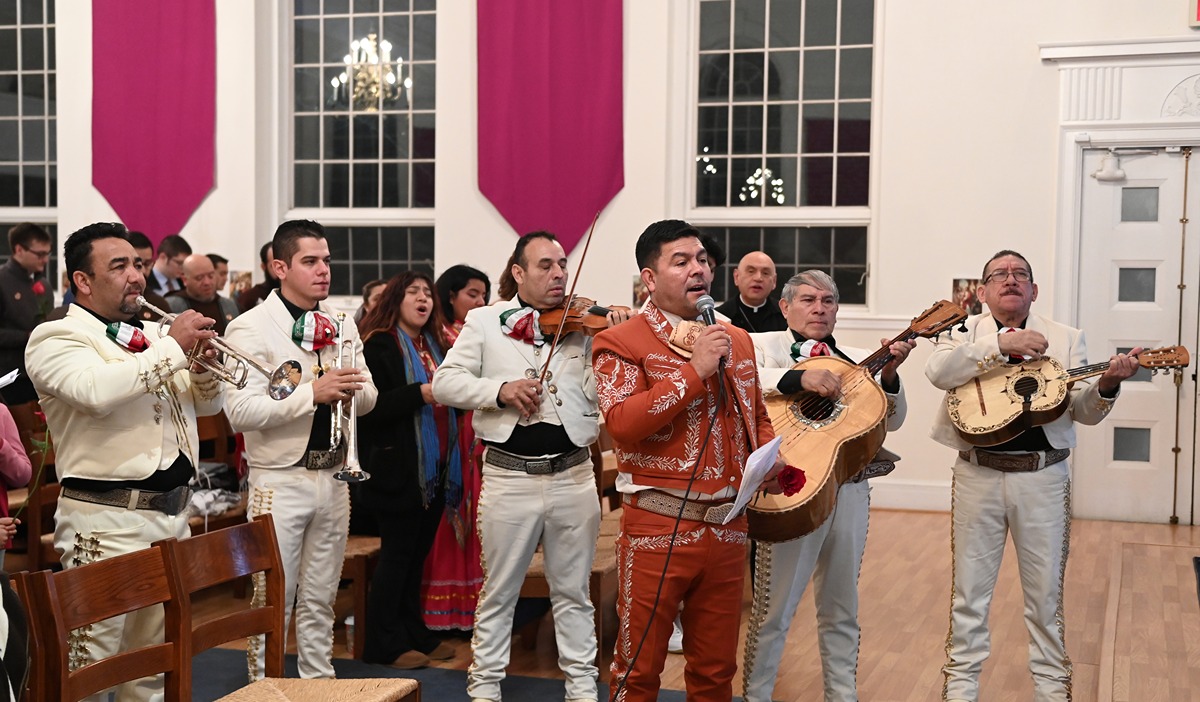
[689,294,730,379]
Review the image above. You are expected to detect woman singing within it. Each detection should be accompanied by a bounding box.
[358,271,460,669]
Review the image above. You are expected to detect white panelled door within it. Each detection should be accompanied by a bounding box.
[1074,147,1199,524]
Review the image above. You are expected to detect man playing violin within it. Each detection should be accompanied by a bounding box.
[592,220,781,702]
[433,231,620,702]
[25,222,223,701]
[742,269,913,702]
[926,250,1140,701]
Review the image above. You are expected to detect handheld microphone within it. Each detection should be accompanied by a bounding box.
[695,294,717,326]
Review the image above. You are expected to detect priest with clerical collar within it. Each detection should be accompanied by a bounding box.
[715,251,787,333]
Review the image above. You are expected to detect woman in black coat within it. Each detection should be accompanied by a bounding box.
[358,271,461,669]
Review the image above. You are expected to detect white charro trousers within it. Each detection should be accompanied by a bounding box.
[943,456,1073,701]
[467,455,601,701]
[247,465,350,680]
[743,480,871,702]
[53,495,191,702]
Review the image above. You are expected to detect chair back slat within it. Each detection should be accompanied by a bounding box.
[156,514,287,678]
[49,549,172,629]
[22,545,187,702]
[11,572,42,702]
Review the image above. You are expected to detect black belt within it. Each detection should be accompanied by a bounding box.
[61,485,193,516]
[484,446,590,475]
[295,444,347,471]
[959,448,1070,473]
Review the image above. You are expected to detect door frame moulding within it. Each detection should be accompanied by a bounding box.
[1041,38,1200,325]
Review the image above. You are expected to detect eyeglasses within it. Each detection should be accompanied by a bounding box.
[983,268,1032,284]
[26,249,51,259]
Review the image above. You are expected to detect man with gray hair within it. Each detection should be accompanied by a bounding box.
[741,269,914,702]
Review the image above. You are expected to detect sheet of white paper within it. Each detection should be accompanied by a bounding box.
[723,435,782,525]
[0,369,19,390]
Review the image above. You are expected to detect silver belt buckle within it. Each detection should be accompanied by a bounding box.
[305,447,343,471]
[525,459,553,475]
[703,502,735,525]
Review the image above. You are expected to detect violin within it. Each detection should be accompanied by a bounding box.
[538,295,634,337]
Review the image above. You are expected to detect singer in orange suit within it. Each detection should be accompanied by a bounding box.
[592,220,781,702]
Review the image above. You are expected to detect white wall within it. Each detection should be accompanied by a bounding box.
[44,0,1200,510]
[55,0,264,273]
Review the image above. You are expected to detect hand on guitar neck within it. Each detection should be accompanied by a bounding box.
[1097,346,1143,394]
[879,338,917,387]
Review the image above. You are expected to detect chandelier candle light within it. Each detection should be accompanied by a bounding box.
[329,33,408,111]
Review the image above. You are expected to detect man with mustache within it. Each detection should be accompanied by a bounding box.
[927,250,1140,701]
[592,220,780,702]
[433,231,606,702]
[224,220,377,680]
[25,222,222,701]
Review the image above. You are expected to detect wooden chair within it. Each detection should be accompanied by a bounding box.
[11,571,41,702]
[339,535,382,660]
[156,515,419,702]
[13,545,187,702]
[196,411,233,464]
[24,481,60,572]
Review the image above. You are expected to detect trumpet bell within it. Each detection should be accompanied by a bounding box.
[269,360,303,400]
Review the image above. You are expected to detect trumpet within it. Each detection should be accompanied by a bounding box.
[136,296,302,400]
[330,312,370,482]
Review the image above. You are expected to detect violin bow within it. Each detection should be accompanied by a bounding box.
[539,211,601,383]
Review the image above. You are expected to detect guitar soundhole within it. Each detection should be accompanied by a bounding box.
[792,393,835,421]
[1013,376,1039,400]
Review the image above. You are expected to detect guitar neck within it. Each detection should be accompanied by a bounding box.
[860,331,918,375]
[1064,362,1112,382]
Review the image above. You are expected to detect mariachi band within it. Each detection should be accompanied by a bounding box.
[18,219,1147,702]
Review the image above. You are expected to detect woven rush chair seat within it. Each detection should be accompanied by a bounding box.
[215,677,420,702]
[339,535,382,658]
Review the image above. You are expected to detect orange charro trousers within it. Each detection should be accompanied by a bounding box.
[608,505,748,702]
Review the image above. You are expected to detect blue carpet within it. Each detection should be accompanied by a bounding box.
[192,647,705,701]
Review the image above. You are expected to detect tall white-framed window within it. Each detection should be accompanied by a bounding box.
[0,1,57,284]
[289,0,436,296]
[688,0,875,305]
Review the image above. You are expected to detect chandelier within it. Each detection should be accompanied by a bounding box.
[328,33,408,111]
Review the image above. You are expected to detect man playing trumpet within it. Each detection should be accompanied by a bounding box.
[26,223,223,701]
[224,220,377,679]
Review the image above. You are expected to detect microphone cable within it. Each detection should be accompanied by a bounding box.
[611,328,754,698]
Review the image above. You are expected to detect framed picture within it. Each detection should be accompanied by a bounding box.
[1193,0,1200,28]
[952,278,983,315]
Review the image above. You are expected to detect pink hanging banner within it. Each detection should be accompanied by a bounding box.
[92,0,216,245]
[477,0,624,253]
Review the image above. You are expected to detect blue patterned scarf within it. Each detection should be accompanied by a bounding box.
[397,329,462,510]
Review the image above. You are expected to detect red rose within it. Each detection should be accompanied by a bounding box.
[778,465,807,497]
[31,280,45,296]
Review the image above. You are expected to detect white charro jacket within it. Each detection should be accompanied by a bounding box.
[925,312,1115,451]
[750,329,907,433]
[224,291,377,470]
[25,304,223,481]
[432,297,600,450]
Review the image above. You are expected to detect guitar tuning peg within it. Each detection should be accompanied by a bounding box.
[957,323,968,332]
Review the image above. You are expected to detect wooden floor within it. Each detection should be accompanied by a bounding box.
[118,510,1200,701]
